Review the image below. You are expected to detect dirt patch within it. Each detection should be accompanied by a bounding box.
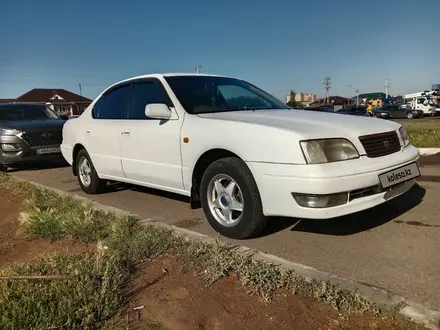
[0,187,90,268]
[125,256,423,330]
[173,218,204,229]
[419,154,440,166]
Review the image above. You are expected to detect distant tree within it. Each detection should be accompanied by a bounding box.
[287,90,303,108]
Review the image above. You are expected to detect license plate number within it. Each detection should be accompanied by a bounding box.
[37,147,61,155]
[379,162,420,189]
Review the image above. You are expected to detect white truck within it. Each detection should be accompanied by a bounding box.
[403,92,437,116]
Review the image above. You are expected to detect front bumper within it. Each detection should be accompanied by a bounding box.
[0,135,63,166]
[376,114,392,119]
[247,145,420,219]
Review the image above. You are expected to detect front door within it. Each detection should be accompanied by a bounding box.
[120,79,185,193]
[84,84,131,179]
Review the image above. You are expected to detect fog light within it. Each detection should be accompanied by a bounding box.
[292,192,348,208]
[1,143,21,151]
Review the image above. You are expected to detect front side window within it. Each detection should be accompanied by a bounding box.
[0,105,60,121]
[165,76,289,114]
[128,81,172,119]
[93,85,131,119]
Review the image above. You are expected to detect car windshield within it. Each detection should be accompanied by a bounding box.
[0,104,60,121]
[164,76,289,114]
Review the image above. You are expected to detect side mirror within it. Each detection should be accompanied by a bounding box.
[145,103,171,120]
[60,114,69,120]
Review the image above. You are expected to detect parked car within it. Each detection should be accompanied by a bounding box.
[381,105,424,119]
[338,107,367,116]
[0,103,67,169]
[372,108,393,119]
[61,74,420,239]
[306,107,335,113]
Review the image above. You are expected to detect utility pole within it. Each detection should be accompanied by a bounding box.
[348,85,359,106]
[78,82,82,96]
[195,64,201,74]
[323,77,331,104]
[385,78,391,98]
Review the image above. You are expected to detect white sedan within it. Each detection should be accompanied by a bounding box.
[61,73,420,239]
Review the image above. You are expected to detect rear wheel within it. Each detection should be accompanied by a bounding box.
[407,112,414,119]
[200,157,267,239]
[76,149,107,194]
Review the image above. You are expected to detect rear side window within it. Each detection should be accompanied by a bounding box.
[92,85,131,119]
[128,80,172,119]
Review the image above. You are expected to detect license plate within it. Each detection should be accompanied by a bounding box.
[379,162,420,189]
[36,147,61,155]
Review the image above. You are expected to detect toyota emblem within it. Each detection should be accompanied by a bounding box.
[383,140,390,148]
[41,132,52,138]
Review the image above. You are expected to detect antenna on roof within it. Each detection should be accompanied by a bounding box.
[79,82,82,96]
[195,64,201,74]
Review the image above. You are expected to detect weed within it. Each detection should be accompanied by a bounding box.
[0,175,420,329]
[0,253,129,330]
[400,122,440,148]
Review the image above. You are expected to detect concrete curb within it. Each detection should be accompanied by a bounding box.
[419,148,440,156]
[12,178,440,330]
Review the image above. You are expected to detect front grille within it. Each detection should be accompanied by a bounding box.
[23,131,62,147]
[349,185,381,201]
[359,131,401,158]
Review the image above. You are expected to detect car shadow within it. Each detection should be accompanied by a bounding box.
[106,182,190,203]
[6,160,69,173]
[289,184,426,236]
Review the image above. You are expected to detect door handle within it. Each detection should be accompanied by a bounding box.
[121,131,130,136]
[85,130,91,135]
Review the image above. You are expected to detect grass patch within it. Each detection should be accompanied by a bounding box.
[398,120,440,148]
[405,126,440,148]
[0,253,129,330]
[0,175,417,328]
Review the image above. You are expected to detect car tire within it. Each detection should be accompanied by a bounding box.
[76,149,107,194]
[407,112,414,119]
[200,157,267,239]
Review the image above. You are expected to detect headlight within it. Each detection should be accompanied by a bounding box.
[0,129,22,136]
[399,126,410,147]
[300,139,359,164]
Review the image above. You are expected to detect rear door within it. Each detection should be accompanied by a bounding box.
[119,79,185,193]
[83,84,131,179]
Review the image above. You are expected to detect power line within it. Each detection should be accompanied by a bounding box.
[323,77,331,103]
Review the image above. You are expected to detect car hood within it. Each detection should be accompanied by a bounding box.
[0,119,66,132]
[197,109,401,139]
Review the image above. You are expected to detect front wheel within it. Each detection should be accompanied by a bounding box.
[407,112,414,119]
[76,149,107,194]
[200,157,267,239]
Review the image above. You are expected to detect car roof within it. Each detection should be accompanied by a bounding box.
[101,73,238,97]
[118,72,229,83]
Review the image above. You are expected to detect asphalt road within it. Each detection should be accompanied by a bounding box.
[10,156,440,310]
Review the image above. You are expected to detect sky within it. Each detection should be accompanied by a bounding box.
[0,0,439,101]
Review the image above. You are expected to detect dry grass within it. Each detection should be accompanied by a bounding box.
[0,174,420,329]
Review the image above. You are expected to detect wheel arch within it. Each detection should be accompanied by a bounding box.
[190,148,246,205]
[72,143,86,176]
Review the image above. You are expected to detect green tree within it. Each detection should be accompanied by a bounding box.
[287,90,303,108]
